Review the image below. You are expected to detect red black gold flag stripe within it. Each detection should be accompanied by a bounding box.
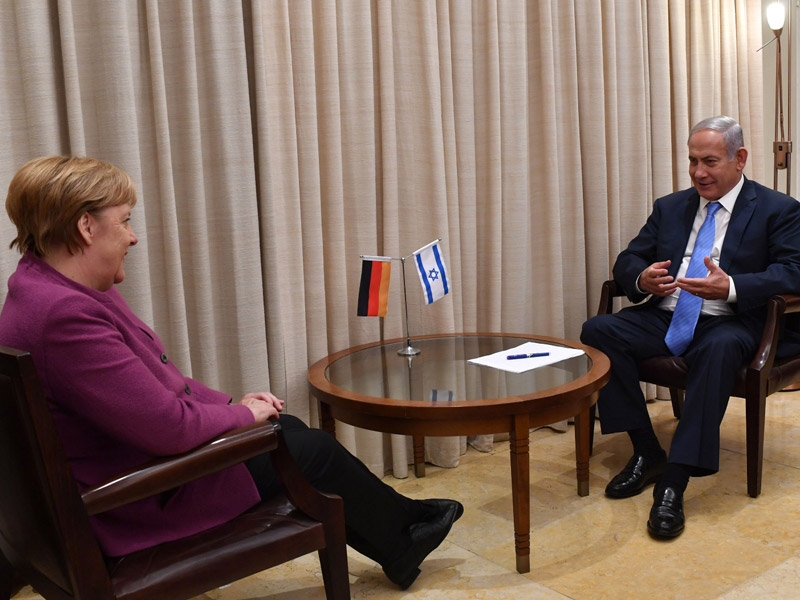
[357,258,391,317]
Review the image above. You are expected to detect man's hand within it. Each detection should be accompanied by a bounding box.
[638,260,678,296]
[675,256,730,300]
[239,392,284,422]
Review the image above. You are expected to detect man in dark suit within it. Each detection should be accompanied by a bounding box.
[581,116,800,539]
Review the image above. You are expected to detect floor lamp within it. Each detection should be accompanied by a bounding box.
[767,1,793,195]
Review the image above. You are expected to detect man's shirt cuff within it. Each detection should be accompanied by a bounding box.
[727,276,737,303]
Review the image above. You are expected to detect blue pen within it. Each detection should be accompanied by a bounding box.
[506,352,550,360]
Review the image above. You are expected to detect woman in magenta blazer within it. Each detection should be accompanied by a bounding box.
[0,156,461,590]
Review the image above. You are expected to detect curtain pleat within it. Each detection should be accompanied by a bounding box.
[0,0,765,476]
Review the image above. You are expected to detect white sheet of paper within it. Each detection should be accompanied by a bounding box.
[467,341,585,373]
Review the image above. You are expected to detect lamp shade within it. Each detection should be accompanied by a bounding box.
[767,2,786,32]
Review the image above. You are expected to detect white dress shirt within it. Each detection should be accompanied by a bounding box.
[657,175,744,315]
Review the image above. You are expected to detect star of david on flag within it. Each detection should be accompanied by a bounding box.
[413,240,450,304]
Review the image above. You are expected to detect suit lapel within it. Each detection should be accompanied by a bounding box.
[719,179,757,272]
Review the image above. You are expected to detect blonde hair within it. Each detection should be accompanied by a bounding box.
[5,156,137,256]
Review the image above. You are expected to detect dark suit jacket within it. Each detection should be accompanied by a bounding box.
[612,178,800,344]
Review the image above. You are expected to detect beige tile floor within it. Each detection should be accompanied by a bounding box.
[12,393,800,599]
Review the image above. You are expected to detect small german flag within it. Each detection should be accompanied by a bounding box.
[357,257,392,317]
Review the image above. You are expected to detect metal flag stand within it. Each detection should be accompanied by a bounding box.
[359,237,442,357]
[397,254,420,356]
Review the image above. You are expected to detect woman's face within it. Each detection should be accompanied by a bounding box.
[88,204,138,290]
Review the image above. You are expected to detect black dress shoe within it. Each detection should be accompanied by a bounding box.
[647,486,685,539]
[605,453,666,498]
[383,499,464,589]
[416,498,465,526]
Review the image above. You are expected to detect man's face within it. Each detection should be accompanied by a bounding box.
[688,129,747,201]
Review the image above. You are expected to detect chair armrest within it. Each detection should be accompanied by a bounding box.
[747,294,800,374]
[268,423,343,523]
[82,420,279,516]
[597,279,622,315]
[779,294,800,315]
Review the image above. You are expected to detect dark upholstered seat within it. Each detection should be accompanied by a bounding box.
[0,346,350,600]
[591,280,800,498]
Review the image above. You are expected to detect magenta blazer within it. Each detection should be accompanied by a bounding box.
[0,253,260,556]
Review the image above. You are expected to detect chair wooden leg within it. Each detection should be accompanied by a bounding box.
[0,550,13,600]
[317,497,350,600]
[588,403,597,456]
[318,545,350,600]
[669,388,684,418]
[745,391,767,498]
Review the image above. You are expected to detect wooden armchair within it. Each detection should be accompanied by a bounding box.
[592,281,800,498]
[0,346,350,600]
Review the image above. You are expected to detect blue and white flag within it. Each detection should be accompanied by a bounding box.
[413,240,449,304]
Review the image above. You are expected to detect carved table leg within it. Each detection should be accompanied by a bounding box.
[412,435,426,477]
[574,405,591,497]
[510,413,531,573]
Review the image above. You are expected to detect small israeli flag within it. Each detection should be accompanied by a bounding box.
[413,240,449,304]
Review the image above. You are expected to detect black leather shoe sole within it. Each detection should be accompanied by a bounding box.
[647,520,685,539]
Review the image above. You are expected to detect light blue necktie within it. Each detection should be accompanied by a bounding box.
[664,202,722,356]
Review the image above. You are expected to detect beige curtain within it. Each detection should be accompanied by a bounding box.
[0,0,764,477]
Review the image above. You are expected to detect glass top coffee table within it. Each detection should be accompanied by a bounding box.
[308,332,609,573]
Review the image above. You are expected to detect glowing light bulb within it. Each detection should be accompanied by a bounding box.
[767,2,786,32]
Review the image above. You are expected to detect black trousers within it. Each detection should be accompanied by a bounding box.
[245,414,425,567]
[581,306,758,476]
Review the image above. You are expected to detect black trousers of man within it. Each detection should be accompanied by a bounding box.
[581,306,759,475]
[245,414,425,569]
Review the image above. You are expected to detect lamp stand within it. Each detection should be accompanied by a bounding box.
[771,2,793,195]
[771,1,797,392]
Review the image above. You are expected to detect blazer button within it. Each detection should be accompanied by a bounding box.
[160,353,168,364]
[184,384,191,395]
